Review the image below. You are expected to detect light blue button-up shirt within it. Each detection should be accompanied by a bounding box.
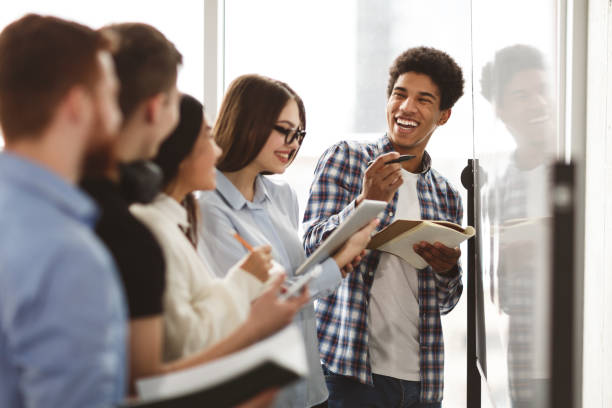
[197,172,342,408]
[0,152,127,408]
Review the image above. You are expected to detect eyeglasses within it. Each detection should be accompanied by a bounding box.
[273,125,306,146]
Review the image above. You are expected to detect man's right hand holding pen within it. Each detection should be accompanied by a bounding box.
[356,151,404,206]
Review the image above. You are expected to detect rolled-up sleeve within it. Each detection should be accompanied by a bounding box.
[302,142,363,257]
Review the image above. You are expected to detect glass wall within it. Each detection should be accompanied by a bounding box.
[471,1,562,406]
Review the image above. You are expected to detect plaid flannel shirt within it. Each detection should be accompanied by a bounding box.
[302,134,464,403]
[491,160,551,403]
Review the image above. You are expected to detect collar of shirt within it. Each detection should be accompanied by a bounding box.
[0,152,98,226]
[215,171,271,210]
[151,193,189,229]
[378,134,432,174]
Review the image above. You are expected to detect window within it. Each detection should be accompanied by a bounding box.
[0,0,204,148]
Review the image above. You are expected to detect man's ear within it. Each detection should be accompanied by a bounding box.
[62,86,94,129]
[144,93,165,124]
[438,108,451,126]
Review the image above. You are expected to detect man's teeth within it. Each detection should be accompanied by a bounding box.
[396,118,418,128]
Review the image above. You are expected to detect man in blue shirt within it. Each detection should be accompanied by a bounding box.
[0,14,127,408]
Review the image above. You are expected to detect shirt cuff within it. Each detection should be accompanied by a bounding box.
[307,257,343,298]
[433,265,461,288]
[336,199,358,225]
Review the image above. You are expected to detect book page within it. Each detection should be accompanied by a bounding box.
[371,221,475,269]
[431,220,469,233]
[367,220,422,248]
[136,325,308,400]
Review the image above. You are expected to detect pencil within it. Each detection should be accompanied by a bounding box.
[233,232,254,251]
[367,154,415,167]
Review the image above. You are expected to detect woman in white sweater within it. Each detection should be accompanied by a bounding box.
[130,94,308,362]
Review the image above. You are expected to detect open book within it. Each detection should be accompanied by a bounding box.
[120,326,307,408]
[367,219,475,269]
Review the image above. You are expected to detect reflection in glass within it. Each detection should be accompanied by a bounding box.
[479,44,559,407]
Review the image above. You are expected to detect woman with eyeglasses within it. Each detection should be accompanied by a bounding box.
[196,74,378,408]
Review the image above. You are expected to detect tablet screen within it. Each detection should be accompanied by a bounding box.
[296,199,387,275]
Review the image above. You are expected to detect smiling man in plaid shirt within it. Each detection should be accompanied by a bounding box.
[302,47,465,407]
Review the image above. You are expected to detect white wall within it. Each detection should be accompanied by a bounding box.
[583,0,612,406]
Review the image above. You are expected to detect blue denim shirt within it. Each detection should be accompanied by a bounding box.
[0,152,127,408]
[197,172,341,408]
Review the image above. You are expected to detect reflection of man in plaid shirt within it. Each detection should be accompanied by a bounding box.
[302,47,465,406]
[481,44,556,407]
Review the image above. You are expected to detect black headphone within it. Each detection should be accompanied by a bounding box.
[118,160,163,204]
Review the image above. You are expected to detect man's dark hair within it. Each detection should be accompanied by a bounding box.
[155,94,202,189]
[480,44,545,106]
[387,46,464,110]
[154,93,203,245]
[101,23,182,120]
[0,14,111,142]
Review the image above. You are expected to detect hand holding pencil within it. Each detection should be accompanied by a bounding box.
[234,232,274,283]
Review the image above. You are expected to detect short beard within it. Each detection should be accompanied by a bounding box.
[81,113,118,180]
[392,133,431,151]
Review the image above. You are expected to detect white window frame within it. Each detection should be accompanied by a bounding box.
[203,0,225,118]
[583,0,612,406]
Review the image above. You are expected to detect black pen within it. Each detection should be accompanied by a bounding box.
[367,154,416,167]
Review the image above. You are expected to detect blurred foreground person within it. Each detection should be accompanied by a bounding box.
[81,25,301,405]
[0,14,126,408]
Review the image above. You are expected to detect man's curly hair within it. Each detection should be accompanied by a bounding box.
[387,46,464,111]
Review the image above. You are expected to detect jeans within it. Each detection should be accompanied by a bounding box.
[323,367,441,408]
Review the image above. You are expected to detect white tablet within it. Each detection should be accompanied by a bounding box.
[279,265,322,300]
[296,199,387,275]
